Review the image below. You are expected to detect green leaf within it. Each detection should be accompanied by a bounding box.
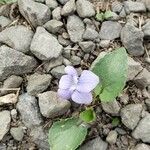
[104,10,113,19]
[92,47,128,102]
[48,118,87,150]
[79,108,96,123]
[94,85,102,97]
[112,117,120,127]
[95,13,104,21]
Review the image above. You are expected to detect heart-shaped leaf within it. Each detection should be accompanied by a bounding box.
[92,47,128,102]
[48,118,87,150]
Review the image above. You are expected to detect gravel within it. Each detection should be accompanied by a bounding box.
[0,25,34,53]
[30,27,62,60]
[38,91,71,118]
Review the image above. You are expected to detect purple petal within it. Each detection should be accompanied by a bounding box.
[59,75,73,89]
[58,89,72,99]
[77,70,99,93]
[71,90,92,104]
[65,66,78,76]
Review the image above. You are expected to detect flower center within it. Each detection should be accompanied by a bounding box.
[69,76,78,92]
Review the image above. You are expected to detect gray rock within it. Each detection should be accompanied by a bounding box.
[0,143,6,150]
[142,21,150,39]
[0,111,11,141]
[63,47,71,59]
[1,75,23,95]
[45,0,58,10]
[51,65,65,78]
[83,27,99,41]
[101,100,121,116]
[17,93,43,128]
[99,21,122,40]
[18,0,51,28]
[30,126,49,150]
[121,104,143,130]
[132,113,150,143]
[10,126,24,141]
[80,137,108,150]
[44,20,63,34]
[121,23,144,56]
[61,0,76,16]
[30,27,62,60]
[52,7,61,20]
[57,0,69,5]
[99,40,110,48]
[79,41,95,53]
[106,130,118,144]
[27,73,52,96]
[134,144,150,150]
[124,1,146,13]
[58,35,70,46]
[127,57,143,81]
[43,56,63,72]
[134,69,150,89]
[67,15,85,43]
[38,91,71,118]
[141,0,150,11]
[0,45,37,81]
[0,16,11,29]
[63,58,72,66]
[71,56,81,66]
[145,99,150,112]
[0,5,11,17]
[0,25,34,53]
[11,109,17,121]
[111,1,123,13]
[119,7,126,18]
[76,0,95,18]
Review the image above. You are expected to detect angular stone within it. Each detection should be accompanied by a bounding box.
[43,56,63,72]
[79,41,95,53]
[145,99,150,112]
[30,126,49,150]
[57,0,69,5]
[121,104,143,130]
[51,65,65,78]
[111,1,123,13]
[30,27,62,60]
[124,1,146,13]
[76,0,95,18]
[10,126,24,141]
[0,94,17,106]
[142,20,150,39]
[134,69,150,89]
[18,0,51,28]
[106,130,118,144]
[99,21,122,40]
[83,27,99,41]
[134,144,150,150]
[0,75,23,95]
[67,15,85,43]
[101,100,121,116]
[17,93,43,128]
[45,0,58,10]
[0,25,34,53]
[0,45,37,81]
[127,57,143,81]
[80,137,108,150]
[0,16,11,29]
[38,91,70,118]
[132,114,150,143]
[0,111,11,141]
[44,20,63,34]
[52,7,61,20]
[71,56,81,66]
[27,73,52,96]
[61,0,76,16]
[121,23,144,56]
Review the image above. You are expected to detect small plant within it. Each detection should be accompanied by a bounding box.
[48,47,128,150]
[96,10,114,22]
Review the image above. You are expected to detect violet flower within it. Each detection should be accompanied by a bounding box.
[58,66,99,104]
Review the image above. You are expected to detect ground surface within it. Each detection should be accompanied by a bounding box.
[0,0,150,150]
